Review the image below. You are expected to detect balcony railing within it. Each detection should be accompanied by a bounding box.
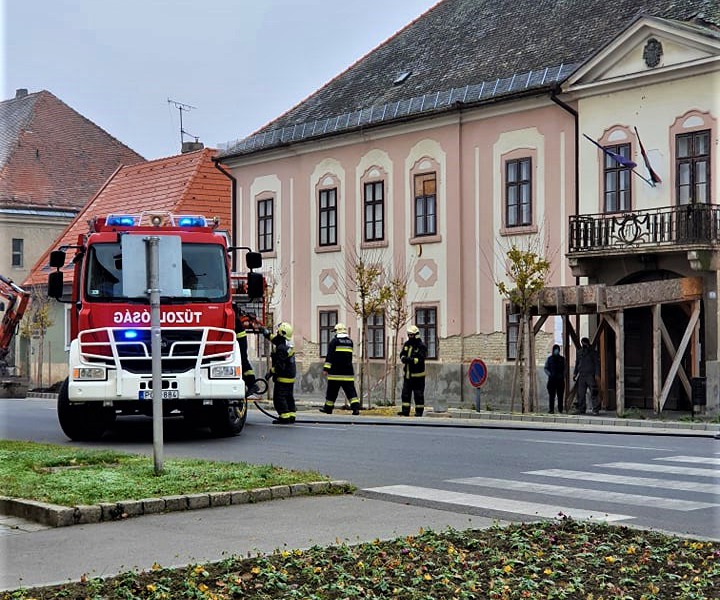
[569,204,720,253]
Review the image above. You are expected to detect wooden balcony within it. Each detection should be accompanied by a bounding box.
[568,204,720,256]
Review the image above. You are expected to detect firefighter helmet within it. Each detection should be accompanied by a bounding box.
[277,322,293,340]
[334,323,347,334]
[407,324,420,336]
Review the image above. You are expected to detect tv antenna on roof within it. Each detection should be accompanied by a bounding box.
[167,98,197,150]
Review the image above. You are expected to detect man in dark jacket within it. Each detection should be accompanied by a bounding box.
[544,344,566,414]
[573,337,600,415]
[399,324,427,416]
[320,323,360,415]
[268,322,296,424]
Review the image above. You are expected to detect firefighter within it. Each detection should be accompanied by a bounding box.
[320,323,360,415]
[399,324,427,416]
[268,322,297,424]
[233,304,261,399]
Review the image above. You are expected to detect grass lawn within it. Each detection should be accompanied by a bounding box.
[0,440,330,506]
[3,519,718,599]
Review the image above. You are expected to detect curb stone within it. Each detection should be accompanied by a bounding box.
[0,480,352,528]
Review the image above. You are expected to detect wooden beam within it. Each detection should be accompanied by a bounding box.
[659,320,692,399]
[533,314,548,336]
[659,300,701,412]
[616,310,625,416]
[652,304,661,414]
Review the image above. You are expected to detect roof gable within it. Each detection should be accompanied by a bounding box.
[23,148,231,287]
[564,15,720,92]
[0,90,145,210]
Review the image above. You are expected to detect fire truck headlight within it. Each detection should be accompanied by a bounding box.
[210,365,242,379]
[73,367,107,381]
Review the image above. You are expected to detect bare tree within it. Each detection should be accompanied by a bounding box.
[496,244,550,413]
[19,290,54,389]
[338,245,391,408]
[385,259,413,405]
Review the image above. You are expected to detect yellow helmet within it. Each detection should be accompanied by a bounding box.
[407,324,420,336]
[334,322,347,334]
[277,322,293,339]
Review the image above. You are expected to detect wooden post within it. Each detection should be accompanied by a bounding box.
[615,310,625,416]
[652,304,661,413]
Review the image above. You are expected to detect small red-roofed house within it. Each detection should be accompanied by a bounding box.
[22,147,232,387]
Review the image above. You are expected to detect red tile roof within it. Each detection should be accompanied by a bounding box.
[23,147,231,286]
[0,90,145,210]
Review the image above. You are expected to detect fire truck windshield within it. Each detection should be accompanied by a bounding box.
[85,242,228,302]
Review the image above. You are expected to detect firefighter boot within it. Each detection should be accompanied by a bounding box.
[415,407,424,417]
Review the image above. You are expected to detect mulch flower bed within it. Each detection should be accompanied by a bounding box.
[4,518,718,599]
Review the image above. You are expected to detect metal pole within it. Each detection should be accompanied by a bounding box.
[146,236,164,474]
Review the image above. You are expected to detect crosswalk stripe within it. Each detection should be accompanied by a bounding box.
[362,485,634,522]
[654,456,720,466]
[526,469,720,495]
[448,477,717,511]
[600,462,719,478]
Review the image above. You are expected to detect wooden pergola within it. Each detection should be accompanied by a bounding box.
[527,277,703,414]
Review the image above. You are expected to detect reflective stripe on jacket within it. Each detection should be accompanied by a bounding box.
[324,335,354,381]
[400,337,427,379]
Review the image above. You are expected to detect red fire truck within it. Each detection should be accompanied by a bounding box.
[47,212,264,441]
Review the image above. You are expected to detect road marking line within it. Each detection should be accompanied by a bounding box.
[449,477,717,511]
[600,462,719,478]
[653,456,720,466]
[526,469,720,495]
[362,485,633,522]
[521,439,670,451]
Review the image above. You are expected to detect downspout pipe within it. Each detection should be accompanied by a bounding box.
[213,157,238,272]
[550,86,579,220]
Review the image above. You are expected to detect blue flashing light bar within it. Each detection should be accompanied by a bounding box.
[106,214,139,227]
[176,215,207,227]
[120,330,140,340]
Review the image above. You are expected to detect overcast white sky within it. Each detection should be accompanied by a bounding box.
[2,0,438,160]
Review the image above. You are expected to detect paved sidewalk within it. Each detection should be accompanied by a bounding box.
[0,494,500,591]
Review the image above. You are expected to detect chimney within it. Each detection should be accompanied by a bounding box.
[15,89,28,98]
[181,139,204,153]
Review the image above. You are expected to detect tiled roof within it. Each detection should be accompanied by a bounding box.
[23,148,231,287]
[0,90,145,210]
[220,0,719,158]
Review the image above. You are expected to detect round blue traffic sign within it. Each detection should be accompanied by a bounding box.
[468,358,488,388]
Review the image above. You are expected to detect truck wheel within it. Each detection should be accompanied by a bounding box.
[208,398,246,437]
[57,378,115,441]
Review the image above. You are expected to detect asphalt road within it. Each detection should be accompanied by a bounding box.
[1,398,718,539]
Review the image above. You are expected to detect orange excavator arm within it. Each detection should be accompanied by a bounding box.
[0,275,30,361]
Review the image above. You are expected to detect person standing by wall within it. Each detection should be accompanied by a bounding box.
[573,337,600,415]
[320,323,360,415]
[398,324,427,416]
[268,322,296,424]
[544,343,566,414]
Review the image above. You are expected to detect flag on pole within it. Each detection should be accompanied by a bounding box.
[583,134,638,169]
[634,126,662,186]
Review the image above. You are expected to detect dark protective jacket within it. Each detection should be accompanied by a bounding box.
[270,336,296,384]
[574,345,599,378]
[323,335,355,381]
[544,353,566,380]
[400,336,427,379]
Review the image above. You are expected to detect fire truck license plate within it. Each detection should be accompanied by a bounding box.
[139,390,179,400]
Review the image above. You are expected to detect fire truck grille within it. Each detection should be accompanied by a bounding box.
[78,327,236,374]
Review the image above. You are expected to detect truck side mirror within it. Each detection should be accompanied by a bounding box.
[246,251,262,270]
[49,250,66,269]
[246,272,264,300]
[48,271,64,300]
